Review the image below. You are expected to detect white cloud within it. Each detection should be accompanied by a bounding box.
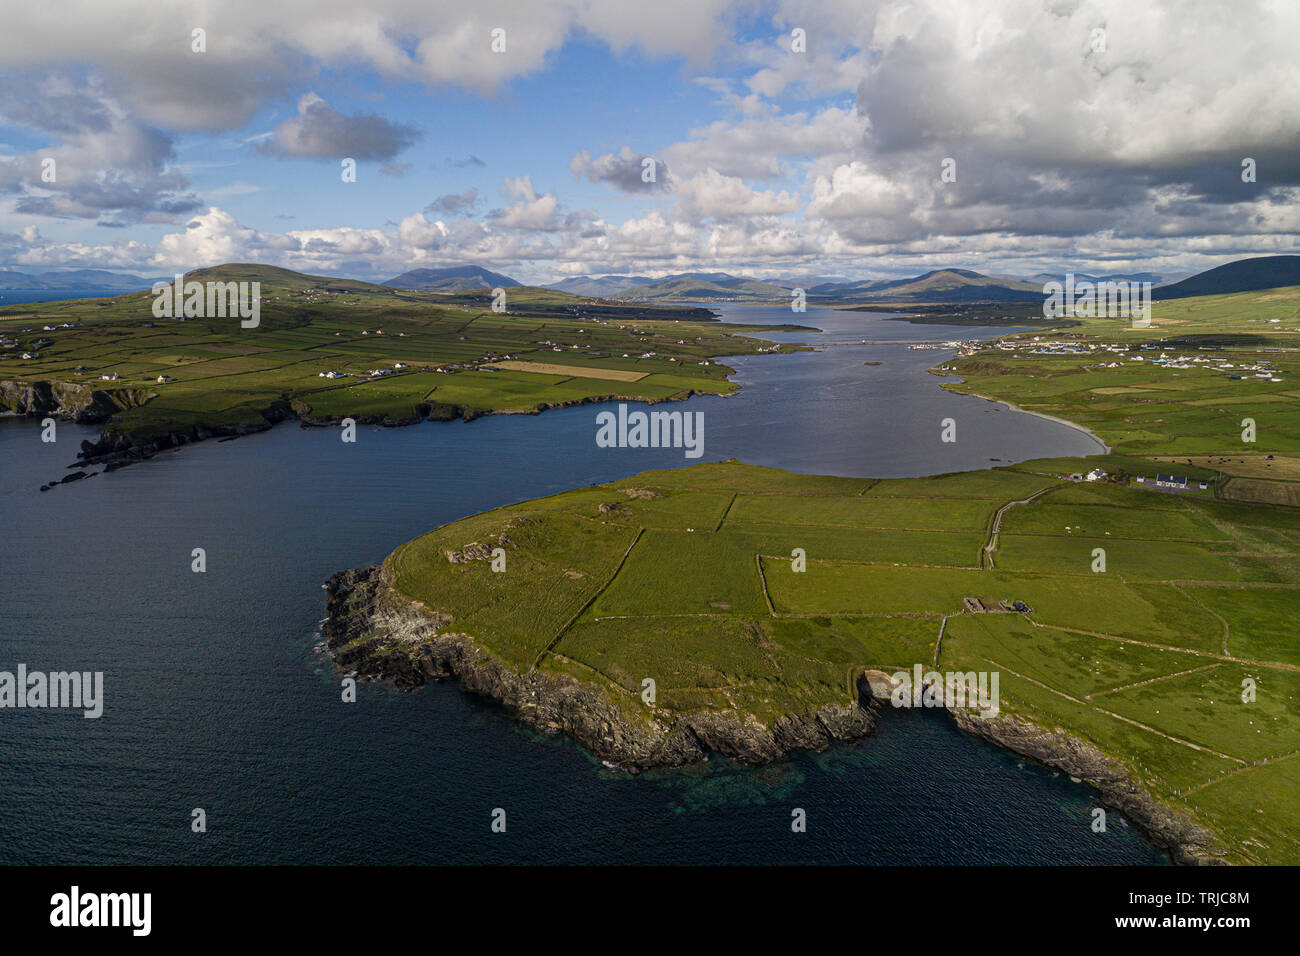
[4,0,1300,280]
[0,0,737,129]
[672,169,800,223]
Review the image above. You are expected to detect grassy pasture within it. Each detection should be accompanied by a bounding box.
[0,264,787,444]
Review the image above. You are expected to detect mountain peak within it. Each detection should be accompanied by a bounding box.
[384,265,520,292]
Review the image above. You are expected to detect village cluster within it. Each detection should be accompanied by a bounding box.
[989,336,1286,382]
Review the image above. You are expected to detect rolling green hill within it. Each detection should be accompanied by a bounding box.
[1155,256,1300,300]
[0,263,783,471]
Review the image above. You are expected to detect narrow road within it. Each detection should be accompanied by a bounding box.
[980,482,1064,569]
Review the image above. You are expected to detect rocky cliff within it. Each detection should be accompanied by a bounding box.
[950,707,1228,865]
[323,564,878,771]
[75,401,292,471]
[0,379,151,423]
[324,565,1228,864]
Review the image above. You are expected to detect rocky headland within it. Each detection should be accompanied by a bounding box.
[323,564,1229,866]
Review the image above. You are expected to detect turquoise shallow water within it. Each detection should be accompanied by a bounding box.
[0,309,1160,864]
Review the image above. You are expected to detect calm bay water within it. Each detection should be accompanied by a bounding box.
[0,307,1162,865]
[0,288,133,307]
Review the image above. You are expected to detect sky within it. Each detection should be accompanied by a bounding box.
[0,0,1298,285]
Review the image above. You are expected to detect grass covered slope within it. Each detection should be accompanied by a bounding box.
[0,263,790,454]
[366,459,1297,863]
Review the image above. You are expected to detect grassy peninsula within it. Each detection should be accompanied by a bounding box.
[327,283,1300,866]
[0,264,799,470]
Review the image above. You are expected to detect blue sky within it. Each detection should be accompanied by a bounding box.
[1,0,1298,284]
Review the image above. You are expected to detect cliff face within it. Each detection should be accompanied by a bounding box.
[323,565,1227,864]
[949,707,1228,866]
[0,380,150,423]
[75,403,292,470]
[1,379,295,473]
[322,565,878,771]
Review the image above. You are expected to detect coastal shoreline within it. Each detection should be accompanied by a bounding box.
[324,563,1225,866]
[949,708,1225,866]
[4,377,733,483]
[323,564,880,771]
[948,384,1113,454]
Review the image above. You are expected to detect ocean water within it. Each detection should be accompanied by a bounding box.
[0,288,130,307]
[0,308,1161,864]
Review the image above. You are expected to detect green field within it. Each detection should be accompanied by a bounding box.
[0,264,795,450]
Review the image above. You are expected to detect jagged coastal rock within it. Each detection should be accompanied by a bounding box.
[323,566,1229,865]
[0,379,150,424]
[6,377,715,482]
[950,708,1227,866]
[322,565,879,771]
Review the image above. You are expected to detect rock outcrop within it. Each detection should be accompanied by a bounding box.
[323,564,878,771]
[324,568,1226,864]
[75,401,293,471]
[0,379,150,424]
[949,707,1228,866]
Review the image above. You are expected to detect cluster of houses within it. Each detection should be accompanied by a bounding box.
[1065,467,1211,493]
[4,325,76,359]
[538,338,607,356]
[908,340,980,352]
[1135,474,1210,491]
[2,335,43,360]
[318,361,416,380]
[1135,352,1283,382]
[984,337,1287,383]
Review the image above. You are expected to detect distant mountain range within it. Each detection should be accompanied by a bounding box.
[807,269,1044,303]
[547,268,1048,303]
[542,259,1300,304]
[611,273,792,301]
[1024,271,1174,287]
[546,272,854,297]
[0,268,168,291]
[10,255,1300,305]
[383,265,520,292]
[544,275,654,297]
